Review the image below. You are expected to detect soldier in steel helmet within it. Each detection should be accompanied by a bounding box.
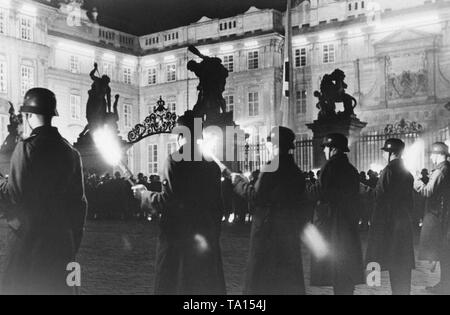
[366,138,415,295]
[415,142,450,294]
[230,126,309,295]
[307,133,364,295]
[132,111,226,295]
[0,88,87,295]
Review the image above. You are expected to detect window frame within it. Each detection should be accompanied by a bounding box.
[19,15,33,41]
[147,67,157,85]
[166,63,176,82]
[322,43,336,64]
[69,55,80,74]
[148,144,158,175]
[296,89,307,115]
[248,92,259,117]
[223,54,234,73]
[247,50,259,70]
[20,64,34,96]
[123,66,132,85]
[69,94,82,120]
[123,103,132,129]
[0,60,7,94]
[295,47,307,68]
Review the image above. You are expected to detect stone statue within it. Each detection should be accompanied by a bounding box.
[104,94,120,133]
[79,62,111,137]
[187,45,228,120]
[0,102,23,153]
[314,69,357,121]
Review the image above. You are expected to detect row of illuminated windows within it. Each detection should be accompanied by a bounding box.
[348,1,366,11]
[294,44,336,68]
[67,56,135,85]
[0,8,34,42]
[68,93,133,128]
[145,51,259,86]
[164,32,179,42]
[220,20,237,31]
[148,90,308,118]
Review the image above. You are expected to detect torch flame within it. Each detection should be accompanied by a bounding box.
[302,223,329,260]
[93,125,123,166]
[403,139,425,175]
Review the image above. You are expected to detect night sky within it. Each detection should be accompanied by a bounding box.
[83,0,288,35]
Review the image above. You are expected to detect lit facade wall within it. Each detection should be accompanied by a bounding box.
[1,0,450,175]
[290,0,450,136]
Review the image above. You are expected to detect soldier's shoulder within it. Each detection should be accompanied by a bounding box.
[20,134,37,144]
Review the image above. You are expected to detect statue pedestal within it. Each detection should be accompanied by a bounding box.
[73,132,130,175]
[307,117,367,168]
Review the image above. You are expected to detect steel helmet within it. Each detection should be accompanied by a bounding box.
[321,133,350,152]
[430,142,450,156]
[381,138,405,154]
[267,126,296,151]
[20,88,59,117]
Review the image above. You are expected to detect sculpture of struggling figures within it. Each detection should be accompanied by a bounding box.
[187,45,229,120]
[0,102,23,152]
[104,94,121,133]
[314,69,357,121]
[79,62,111,137]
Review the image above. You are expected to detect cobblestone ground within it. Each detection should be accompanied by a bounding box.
[0,220,441,295]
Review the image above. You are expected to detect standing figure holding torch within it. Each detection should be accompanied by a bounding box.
[0,88,87,295]
[415,142,450,294]
[307,133,364,295]
[132,111,226,295]
[230,126,309,295]
[366,139,415,295]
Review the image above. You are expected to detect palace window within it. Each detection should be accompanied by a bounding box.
[223,55,234,73]
[20,65,34,96]
[147,67,157,85]
[148,144,158,174]
[20,16,33,41]
[296,90,307,115]
[166,97,177,113]
[220,20,237,31]
[69,94,82,120]
[126,148,134,172]
[225,95,234,112]
[248,51,259,70]
[323,44,335,64]
[248,92,259,117]
[123,104,132,128]
[123,67,132,85]
[103,62,114,79]
[69,55,80,74]
[0,61,7,94]
[0,9,8,35]
[295,48,307,68]
[166,64,176,82]
[167,142,177,156]
[0,115,7,143]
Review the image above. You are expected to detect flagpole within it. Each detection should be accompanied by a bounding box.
[282,0,295,130]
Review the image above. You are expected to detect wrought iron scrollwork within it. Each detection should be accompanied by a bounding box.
[127,97,177,144]
[384,119,423,135]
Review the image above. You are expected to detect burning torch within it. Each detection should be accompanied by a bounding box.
[196,138,231,178]
[92,125,136,185]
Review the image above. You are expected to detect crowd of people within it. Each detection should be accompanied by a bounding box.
[84,171,165,220]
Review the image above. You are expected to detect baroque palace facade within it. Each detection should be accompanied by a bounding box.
[1,0,450,174]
